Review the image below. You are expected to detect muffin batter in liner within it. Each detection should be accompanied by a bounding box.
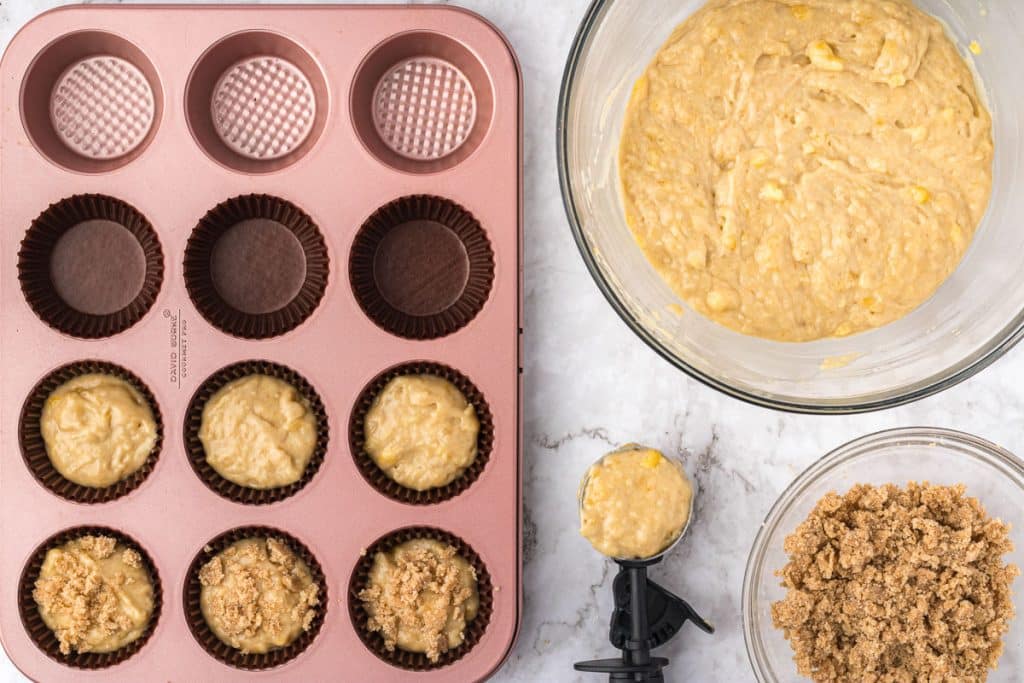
[17,526,162,669]
[19,360,163,504]
[348,526,493,671]
[350,361,493,505]
[184,194,329,339]
[18,194,164,338]
[183,526,327,670]
[349,195,494,339]
[184,360,328,505]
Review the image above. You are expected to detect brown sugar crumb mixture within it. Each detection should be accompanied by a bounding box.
[772,483,1019,682]
[32,535,155,654]
[198,537,320,654]
[358,538,480,662]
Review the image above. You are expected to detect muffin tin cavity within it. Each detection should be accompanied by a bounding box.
[18,526,163,669]
[18,195,164,338]
[184,194,329,339]
[183,360,328,505]
[21,31,162,173]
[186,31,328,173]
[351,32,494,173]
[348,526,493,671]
[183,526,327,670]
[20,361,163,504]
[349,361,493,505]
[350,195,494,339]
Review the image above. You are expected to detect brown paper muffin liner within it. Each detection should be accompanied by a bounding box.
[19,360,163,504]
[184,194,329,339]
[183,526,327,670]
[349,361,493,505]
[18,526,163,669]
[18,194,164,338]
[349,195,494,340]
[348,526,493,671]
[184,360,328,505]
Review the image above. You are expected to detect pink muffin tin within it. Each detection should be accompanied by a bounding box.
[0,4,522,681]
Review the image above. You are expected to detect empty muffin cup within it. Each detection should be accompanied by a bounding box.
[20,360,163,504]
[18,526,163,669]
[349,361,493,505]
[184,194,329,339]
[348,526,493,671]
[350,196,494,340]
[18,195,164,338]
[184,360,328,505]
[186,31,328,173]
[21,31,163,173]
[351,31,494,173]
[183,526,327,670]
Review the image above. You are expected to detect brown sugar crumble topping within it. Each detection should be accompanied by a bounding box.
[198,537,320,654]
[32,535,153,655]
[772,483,1019,682]
[359,539,479,663]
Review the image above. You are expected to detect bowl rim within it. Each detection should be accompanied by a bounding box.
[740,426,1024,681]
[556,0,1024,415]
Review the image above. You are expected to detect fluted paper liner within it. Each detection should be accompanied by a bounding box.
[183,526,327,670]
[350,195,494,340]
[184,360,328,505]
[19,361,163,504]
[348,526,493,671]
[18,195,164,338]
[18,526,163,669]
[350,361,493,505]
[184,194,329,339]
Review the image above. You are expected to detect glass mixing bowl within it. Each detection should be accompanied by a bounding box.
[558,0,1024,413]
[742,428,1024,681]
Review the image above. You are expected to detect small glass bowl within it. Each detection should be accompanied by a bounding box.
[578,445,696,561]
[742,428,1024,681]
[558,0,1024,413]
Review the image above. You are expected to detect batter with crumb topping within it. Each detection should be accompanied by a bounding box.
[33,535,155,654]
[620,0,993,341]
[358,538,480,662]
[198,537,320,654]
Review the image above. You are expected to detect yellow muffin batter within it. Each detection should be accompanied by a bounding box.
[359,538,480,662]
[365,375,479,491]
[580,446,693,559]
[620,0,993,341]
[198,537,320,654]
[40,374,157,488]
[199,374,317,489]
[33,535,154,654]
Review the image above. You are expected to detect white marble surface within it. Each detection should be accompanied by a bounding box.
[4,1,1024,682]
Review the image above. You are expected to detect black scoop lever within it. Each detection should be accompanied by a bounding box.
[574,558,713,682]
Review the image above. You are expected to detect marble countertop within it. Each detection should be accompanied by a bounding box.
[3,1,1024,681]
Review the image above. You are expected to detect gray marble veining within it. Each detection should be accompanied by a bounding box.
[4,1,1024,682]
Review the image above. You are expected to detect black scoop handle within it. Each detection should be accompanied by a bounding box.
[574,559,713,682]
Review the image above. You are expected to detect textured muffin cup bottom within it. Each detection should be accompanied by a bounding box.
[184,360,329,505]
[348,526,493,671]
[184,194,329,339]
[20,30,164,173]
[349,361,494,505]
[183,526,327,670]
[19,360,163,504]
[18,194,164,338]
[349,195,494,340]
[18,526,163,669]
